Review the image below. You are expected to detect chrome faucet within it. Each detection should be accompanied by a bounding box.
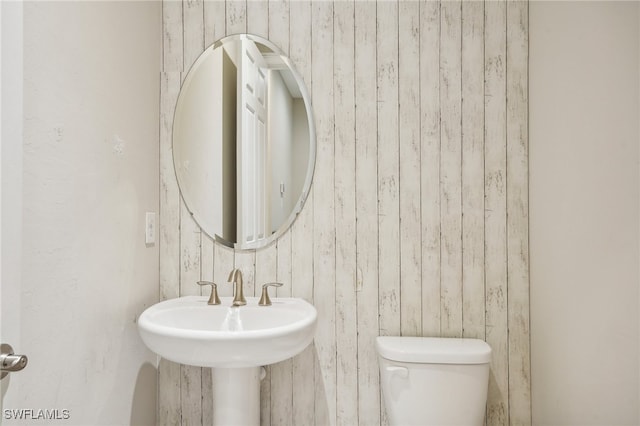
[228,268,246,307]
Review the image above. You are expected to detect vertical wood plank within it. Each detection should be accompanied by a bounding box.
[377,0,400,338]
[289,2,315,424]
[247,0,268,39]
[507,1,531,424]
[159,71,182,426]
[226,0,246,35]
[204,0,226,47]
[485,1,509,424]
[268,0,289,54]
[354,2,380,425]
[462,0,485,341]
[159,71,182,312]
[334,2,357,425]
[276,237,292,298]
[377,4,399,421]
[183,0,204,71]
[420,0,441,338]
[439,0,463,338]
[398,0,422,337]
[163,0,184,72]
[274,230,292,301]
[311,2,336,425]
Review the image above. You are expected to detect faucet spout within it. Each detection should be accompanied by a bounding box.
[227,268,246,307]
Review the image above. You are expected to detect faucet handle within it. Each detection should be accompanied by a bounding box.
[258,282,283,306]
[197,281,221,305]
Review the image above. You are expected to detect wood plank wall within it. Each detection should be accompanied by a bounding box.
[159,1,530,425]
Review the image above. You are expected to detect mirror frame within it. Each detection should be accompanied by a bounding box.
[173,33,316,251]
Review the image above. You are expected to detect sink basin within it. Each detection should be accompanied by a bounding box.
[138,296,317,368]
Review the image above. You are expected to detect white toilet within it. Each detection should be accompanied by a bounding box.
[376,336,491,426]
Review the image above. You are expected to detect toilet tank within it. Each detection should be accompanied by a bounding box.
[377,337,491,426]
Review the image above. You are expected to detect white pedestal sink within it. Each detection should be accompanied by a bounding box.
[138,296,317,425]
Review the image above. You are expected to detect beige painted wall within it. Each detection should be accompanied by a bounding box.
[530,2,639,424]
[7,2,162,424]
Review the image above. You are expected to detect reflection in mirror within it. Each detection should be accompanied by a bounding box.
[173,34,315,250]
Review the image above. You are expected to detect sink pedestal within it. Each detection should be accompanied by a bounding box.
[212,367,261,426]
[138,296,317,425]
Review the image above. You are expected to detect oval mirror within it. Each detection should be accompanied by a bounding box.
[173,34,316,250]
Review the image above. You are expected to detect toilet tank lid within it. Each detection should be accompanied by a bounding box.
[376,336,491,364]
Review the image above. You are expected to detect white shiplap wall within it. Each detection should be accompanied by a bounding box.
[159,1,530,425]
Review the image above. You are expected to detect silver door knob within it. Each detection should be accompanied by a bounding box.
[1,343,28,379]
